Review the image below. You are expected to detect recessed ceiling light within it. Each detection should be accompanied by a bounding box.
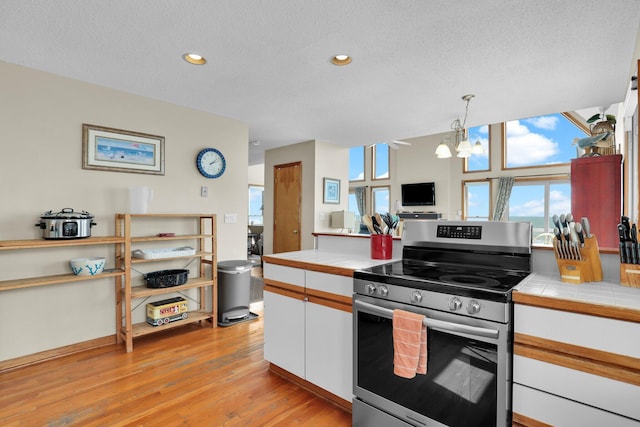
[183,53,206,65]
[331,54,352,66]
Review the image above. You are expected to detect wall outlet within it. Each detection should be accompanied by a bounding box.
[201,186,208,197]
[224,213,237,223]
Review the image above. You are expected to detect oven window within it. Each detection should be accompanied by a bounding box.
[357,312,497,427]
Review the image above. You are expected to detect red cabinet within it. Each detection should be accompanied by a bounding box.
[570,154,622,250]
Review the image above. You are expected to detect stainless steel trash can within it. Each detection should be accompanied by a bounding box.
[217,260,253,325]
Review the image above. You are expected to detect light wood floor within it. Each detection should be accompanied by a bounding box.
[0,303,352,426]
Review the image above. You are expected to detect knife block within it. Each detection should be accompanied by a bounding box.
[553,235,603,284]
[620,264,640,287]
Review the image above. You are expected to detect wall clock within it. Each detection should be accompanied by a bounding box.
[196,148,226,178]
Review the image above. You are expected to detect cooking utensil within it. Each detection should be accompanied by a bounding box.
[552,215,561,231]
[565,213,573,224]
[35,208,96,239]
[374,213,387,234]
[362,215,376,234]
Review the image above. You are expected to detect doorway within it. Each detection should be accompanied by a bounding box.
[273,162,302,253]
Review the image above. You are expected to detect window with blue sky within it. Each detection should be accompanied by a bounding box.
[349,146,365,181]
[505,113,587,168]
[464,181,490,220]
[248,185,263,225]
[373,144,389,179]
[465,125,490,172]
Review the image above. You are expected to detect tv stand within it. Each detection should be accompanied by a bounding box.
[398,212,442,220]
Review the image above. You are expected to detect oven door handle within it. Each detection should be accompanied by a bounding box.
[354,299,499,339]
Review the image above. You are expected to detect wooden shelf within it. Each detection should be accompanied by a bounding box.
[0,236,124,251]
[115,213,217,352]
[0,269,125,292]
[129,277,214,298]
[126,310,213,338]
[130,234,212,243]
[128,251,214,264]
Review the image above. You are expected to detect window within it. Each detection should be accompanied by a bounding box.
[504,112,588,169]
[371,186,390,214]
[248,185,264,225]
[372,144,389,180]
[464,125,490,172]
[507,178,571,246]
[348,189,362,223]
[349,146,365,181]
[463,180,491,220]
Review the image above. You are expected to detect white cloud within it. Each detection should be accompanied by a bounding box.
[509,198,545,217]
[526,115,558,130]
[506,120,559,166]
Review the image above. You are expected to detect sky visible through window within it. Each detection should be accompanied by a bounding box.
[505,113,587,168]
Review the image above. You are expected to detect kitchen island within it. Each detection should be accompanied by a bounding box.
[262,245,400,410]
[263,233,640,422]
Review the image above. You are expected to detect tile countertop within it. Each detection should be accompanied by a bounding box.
[262,249,399,276]
[515,272,640,312]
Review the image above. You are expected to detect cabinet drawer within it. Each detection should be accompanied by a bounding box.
[513,383,638,426]
[515,304,640,359]
[263,263,305,286]
[514,355,640,421]
[305,270,352,297]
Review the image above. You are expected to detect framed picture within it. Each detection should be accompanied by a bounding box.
[323,177,340,204]
[82,124,165,175]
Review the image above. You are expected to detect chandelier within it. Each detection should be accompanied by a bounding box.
[435,94,484,159]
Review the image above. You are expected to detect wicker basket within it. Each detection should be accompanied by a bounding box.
[144,269,189,288]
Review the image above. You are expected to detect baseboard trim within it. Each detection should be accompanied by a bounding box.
[268,363,352,413]
[0,335,116,373]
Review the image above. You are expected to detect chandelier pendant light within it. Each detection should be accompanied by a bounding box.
[435,94,483,159]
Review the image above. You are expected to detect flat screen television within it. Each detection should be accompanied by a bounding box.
[401,182,435,206]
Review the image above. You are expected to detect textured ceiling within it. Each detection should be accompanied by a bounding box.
[1,1,639,165]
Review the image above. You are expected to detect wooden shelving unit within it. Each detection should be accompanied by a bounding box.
[115,213,217,352]
[0,236,125,292]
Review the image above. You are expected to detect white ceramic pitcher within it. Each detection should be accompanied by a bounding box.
[129,186,153,214]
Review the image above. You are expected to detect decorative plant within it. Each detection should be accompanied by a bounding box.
[586,113,616,124]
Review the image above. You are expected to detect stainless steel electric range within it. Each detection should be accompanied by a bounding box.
[353,220,532,427]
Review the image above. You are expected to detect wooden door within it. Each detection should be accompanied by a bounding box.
[273,162,302,253]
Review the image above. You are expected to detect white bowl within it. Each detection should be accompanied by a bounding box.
[70,257,106,276]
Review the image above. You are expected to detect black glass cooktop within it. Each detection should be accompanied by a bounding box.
[355,259,530,294]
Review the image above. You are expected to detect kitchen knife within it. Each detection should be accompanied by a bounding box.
[574,222,585,246]
[552,214,561,231]
[618,224,628,263]
[566,213,573,225]
[560,214,567,228]
[581,217,591,238]
[562,227,572,259]
[553,226,562,241]
[632,224,639,264]
[622,216,631,241]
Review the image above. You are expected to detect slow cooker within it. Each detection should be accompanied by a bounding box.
[35,208,97,239]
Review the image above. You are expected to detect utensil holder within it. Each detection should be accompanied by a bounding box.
[553,235,602,284]
[620,264,640,287]
[371,234,393,260]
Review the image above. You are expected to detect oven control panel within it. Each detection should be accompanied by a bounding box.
[436,224,482,239]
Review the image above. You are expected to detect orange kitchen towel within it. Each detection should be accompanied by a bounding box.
[392,309,427,378]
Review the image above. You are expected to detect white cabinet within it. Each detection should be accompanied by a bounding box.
[305,301,352,401]
[263,261,353,405]
[512,294,640,425]
[263,290,305,378]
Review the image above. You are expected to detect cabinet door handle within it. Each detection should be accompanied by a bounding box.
[293,229,298,234]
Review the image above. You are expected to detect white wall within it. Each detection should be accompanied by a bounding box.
[0,61,249,361]
[314,141,350,231]
[263,140,350,254]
